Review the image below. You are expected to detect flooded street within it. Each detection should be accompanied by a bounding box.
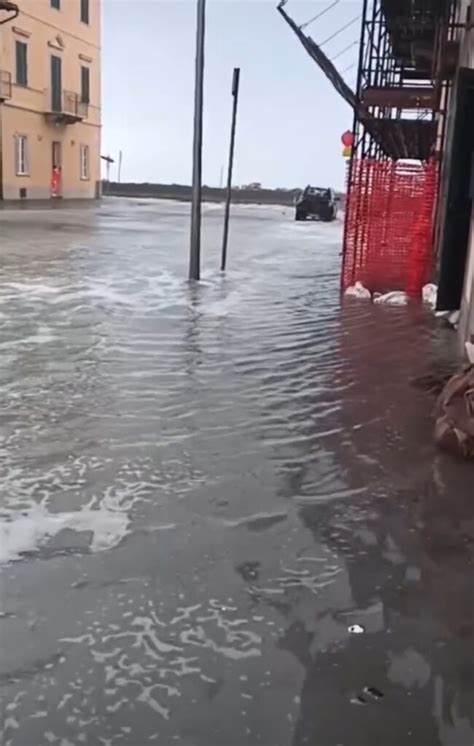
[1,199,473,746]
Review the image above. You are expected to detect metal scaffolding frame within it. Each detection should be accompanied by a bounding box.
[278,0,460,161]
[351,0,460,163]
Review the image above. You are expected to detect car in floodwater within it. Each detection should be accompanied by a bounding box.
[295,186,338,222]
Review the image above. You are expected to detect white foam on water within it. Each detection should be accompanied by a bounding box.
[0,325,56,350]
[0,506,130,564]
[2,282,62,296]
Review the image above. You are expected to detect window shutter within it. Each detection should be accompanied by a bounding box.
[16,42,27,86]
[81,66,90,104]
[23,137,28,175]
[15,136,20,175]
[15,136,28,175]
[81,0,89,24]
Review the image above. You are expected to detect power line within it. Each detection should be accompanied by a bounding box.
[331,40,358,61]
[299,0,340,31]
[318,15,361,48]
[340,61,356,74]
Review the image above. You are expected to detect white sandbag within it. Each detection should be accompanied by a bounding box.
[344,281,371,299]
[374,291,409,306]
[448,310,460,328]
[422,283,437,308]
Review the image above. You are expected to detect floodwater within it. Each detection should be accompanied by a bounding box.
[0,199,473,746]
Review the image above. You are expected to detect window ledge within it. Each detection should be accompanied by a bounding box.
[12,27,31,38]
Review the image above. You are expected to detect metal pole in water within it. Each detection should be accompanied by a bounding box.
[189,0,206,281]
[221,67,240,272]
[118,150,123,183]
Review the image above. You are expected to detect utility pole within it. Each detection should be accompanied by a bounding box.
[189,0,206,281]
[221,67,241,272]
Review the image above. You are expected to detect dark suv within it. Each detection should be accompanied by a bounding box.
[295,186,338,222]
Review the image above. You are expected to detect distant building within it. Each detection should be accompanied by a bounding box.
[0,0,101,200]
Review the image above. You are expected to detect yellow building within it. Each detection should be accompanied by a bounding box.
[0,0,100,200]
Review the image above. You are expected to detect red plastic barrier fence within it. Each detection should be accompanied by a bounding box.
[342,159,438,296]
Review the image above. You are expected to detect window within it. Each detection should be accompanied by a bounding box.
[15,41,28,87]
[80,65,90,104]
[51,55,62,113]
[16,135,29,176]
[51,0,60,9]
[80,0,89,24]
[80,144,90,180]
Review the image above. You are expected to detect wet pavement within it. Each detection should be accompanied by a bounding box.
[0,199,473,746]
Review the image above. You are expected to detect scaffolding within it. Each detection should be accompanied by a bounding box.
[352,0,460,162]
[342,0,462,294]
[280,0,461,295]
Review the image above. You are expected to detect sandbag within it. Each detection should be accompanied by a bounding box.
[435,366,474,459]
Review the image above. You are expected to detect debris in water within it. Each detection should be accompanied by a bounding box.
[350,696,367,706]
[350,686,384,705]
[363,686,384,700]
[344,282,371,299]
[348,624,365,634]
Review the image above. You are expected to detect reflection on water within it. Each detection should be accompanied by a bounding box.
[0,200,472,746]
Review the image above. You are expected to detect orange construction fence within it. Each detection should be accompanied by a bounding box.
[342,159,438,296]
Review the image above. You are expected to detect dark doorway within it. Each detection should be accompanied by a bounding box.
[437,67,474,311]
[51,55,62,113]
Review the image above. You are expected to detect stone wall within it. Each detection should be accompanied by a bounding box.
[102,181,302,206]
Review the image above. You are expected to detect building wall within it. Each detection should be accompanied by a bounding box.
[0,0,101,199]
[458,5,474,349]
[437,0,474,352]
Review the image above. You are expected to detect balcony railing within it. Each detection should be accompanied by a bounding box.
[45,90,88,124]
[0,70,12,101]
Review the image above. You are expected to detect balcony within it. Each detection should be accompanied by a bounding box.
[0,70,12,102]
[44,90,88,124]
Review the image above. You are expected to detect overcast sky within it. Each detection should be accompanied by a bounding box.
[102,0,360,189]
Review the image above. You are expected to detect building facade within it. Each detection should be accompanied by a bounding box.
[435,0,474,356]
[0,0,100,200]
[457,3,474,355]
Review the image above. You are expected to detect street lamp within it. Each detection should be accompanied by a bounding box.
[0,1,19,24]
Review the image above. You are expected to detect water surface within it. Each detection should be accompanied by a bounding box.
[0,200,472,746]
